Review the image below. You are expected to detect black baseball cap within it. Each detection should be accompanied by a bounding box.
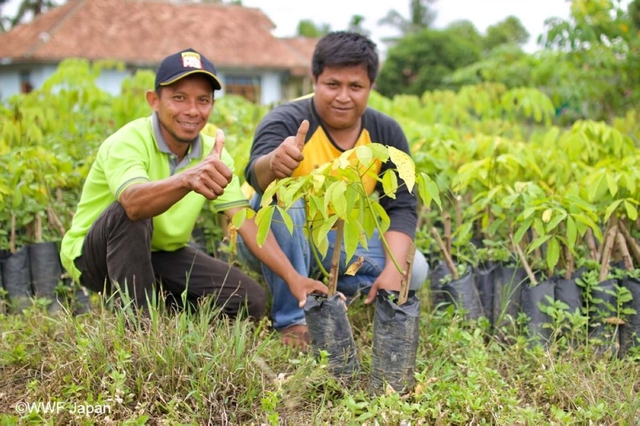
[155,48,222,91]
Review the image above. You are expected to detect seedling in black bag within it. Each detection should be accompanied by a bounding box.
[369,242,420,395]
[304,219,359,377]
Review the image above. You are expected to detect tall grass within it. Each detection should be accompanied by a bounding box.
[1,287,639,425]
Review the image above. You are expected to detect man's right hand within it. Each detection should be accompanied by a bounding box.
[189,128,233,200]
[268,120,308,179]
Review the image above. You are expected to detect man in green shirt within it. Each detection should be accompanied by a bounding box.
[60,48,326,319]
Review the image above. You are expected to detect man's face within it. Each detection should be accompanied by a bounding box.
[312,64,372,133]
[147,74,214,152]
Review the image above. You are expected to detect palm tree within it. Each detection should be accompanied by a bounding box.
[378,0,437,36]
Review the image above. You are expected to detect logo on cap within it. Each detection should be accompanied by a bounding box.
[182,52,203,70]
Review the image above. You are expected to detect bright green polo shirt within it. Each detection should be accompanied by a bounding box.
[60,114,249,283]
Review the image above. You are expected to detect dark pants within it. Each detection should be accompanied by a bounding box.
[74,202,266,319]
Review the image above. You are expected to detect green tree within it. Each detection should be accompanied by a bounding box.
[483,15,530,51]
[451,0,639,122]
[378,0,437,36]
[376,28,480,98]
[8,0,57,29]
[347,14,370,36]
[297,19,330,37]
[629,0,640,29]
[446,20,483,51]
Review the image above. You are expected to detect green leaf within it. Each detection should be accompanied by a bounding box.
[307,193,318,220]
[547,237,560,272]
[624,200,638,221]
[514,218,533,244]
[362,203,377,239]
[573,213,603,242]
[12,186,23,210]
[486,218,505,238]
[546,210,567,232]
[312,215,339,257]
[527,234,552,255]
[604,199,623,223]
[330,181,347,218]
[388,146,415,193]
[606,172,618,197]
[371,202,390,234]
[231,207,247,229]
[355,145,373,167]
[382,169,398,199]
[533,218,545,238]
[523,207,537,220]
[416,173,441,209]
[343,217,361,265]
[275,206,294,235]
[255,206,275,247]
[588,172,608,203]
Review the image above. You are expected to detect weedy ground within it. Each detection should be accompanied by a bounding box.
[0,285,639,425]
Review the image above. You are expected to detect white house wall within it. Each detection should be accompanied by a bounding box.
[0,63,57,100]
[260,72,281,106]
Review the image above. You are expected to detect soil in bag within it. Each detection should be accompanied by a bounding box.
[1,247,33,313]
[369,290,420,395]
[442,266,484,320]
[475,261,498,326]
[304,293,359,377]
[521,279,555,347]
[619,276,640,358]
[588,278,619,354]
[29,242,64,313]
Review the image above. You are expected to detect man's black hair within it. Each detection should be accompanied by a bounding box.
[311,31,379,83]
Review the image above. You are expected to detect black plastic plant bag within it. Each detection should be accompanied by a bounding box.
[29,242,64,312]
[369,290,420,395]
[554,277,583,315]
[304,293,359,377]
[619,276,640,358]
[521,279,555,346]
[429,260,450,310]
[588,278,618,353]
[0,247,33,312]
[492,265,527,332]
[442,267,484,320]
[475,262,498,325]
[0,251,6,313]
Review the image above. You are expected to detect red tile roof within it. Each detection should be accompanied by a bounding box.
[0,0,315,72]
[280,36,320,76]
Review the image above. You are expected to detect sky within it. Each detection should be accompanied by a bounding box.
[242,0,574,53]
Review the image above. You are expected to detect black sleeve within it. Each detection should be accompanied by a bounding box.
[244,102,306,195]
[374,113,418,239]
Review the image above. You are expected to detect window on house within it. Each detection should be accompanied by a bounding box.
[20,71,33,94]
[224,75,260,103]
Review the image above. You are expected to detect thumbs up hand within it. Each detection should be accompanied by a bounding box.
[189,128,233,200]
[269,120,308,179]
[209,128,225,159]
